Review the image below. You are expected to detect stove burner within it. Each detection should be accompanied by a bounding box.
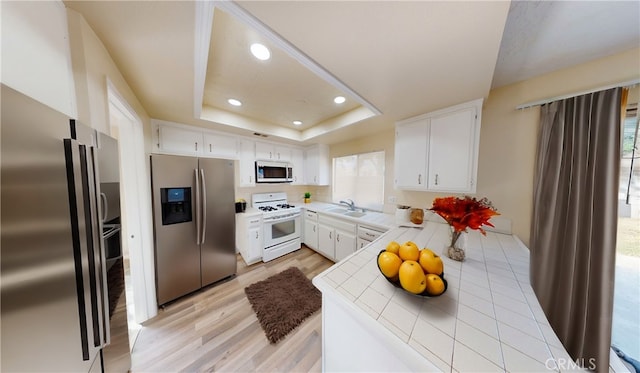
[258,206,278,212]
[276,204,295,209]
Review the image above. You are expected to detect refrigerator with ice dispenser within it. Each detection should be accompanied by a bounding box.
[150,154,237,305]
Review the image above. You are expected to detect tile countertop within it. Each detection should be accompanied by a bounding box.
[312,222,576,372]
[299,202,396,231]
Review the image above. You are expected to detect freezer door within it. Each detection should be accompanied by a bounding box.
[199,158,237,286]
[1,85,101,372]
[151,154,201,305]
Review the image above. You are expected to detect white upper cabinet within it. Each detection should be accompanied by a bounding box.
[305,144,330,186]
[395,120,428,189]
[158,124,204,156]
[237,139,256,187]
[255,141,291,161]
[153,120,238,159]
[428,105,479,192]
[290,148,305,185]
[394,98,482,194]
[203,132,237,159]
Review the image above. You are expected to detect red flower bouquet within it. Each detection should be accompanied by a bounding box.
[430,196,499,260]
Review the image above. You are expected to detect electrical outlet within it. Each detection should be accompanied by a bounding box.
[388,196,397,203]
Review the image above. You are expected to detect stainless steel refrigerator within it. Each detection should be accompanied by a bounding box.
[1,85,119,371]
[150,154,237,306]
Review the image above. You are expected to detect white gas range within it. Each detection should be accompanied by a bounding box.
[251,192,302,262]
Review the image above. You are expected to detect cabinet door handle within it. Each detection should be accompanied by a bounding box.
[435,174,439,185]
[209,144,212,152]
[336,234,340,242]
[255,231,259,239]
[313,225,316,232]
[418,174,422,184]
[270,151,272,159]
[195,142,198,151]
[329,231,332,240]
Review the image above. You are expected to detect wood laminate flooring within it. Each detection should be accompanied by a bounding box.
[130,246,333,372]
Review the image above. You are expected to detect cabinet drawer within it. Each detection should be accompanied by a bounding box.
[357,225,385,241]
[305,210,318,221]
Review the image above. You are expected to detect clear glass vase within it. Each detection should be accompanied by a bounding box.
[446,227,467,261]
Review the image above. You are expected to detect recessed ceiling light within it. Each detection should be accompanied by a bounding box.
[334,96,346,104]
[228,98,242,106]
[293,120,302,126]
[250,43,271,61]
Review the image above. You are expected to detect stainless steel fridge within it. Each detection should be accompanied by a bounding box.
[1,84,115,371]
[150,154,237,306]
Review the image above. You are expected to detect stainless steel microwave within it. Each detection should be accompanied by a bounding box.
[255,160,293,183]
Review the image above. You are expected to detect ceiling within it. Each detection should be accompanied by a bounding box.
[64,1,640,145]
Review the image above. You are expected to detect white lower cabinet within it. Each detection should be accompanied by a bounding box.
[318,214,356,262]
[304,210,318,250]
[356,225,386,250]
[236,213,263,265]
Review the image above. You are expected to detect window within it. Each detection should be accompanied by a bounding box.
[332,151,385,211]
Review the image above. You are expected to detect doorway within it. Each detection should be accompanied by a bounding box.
[107,81,157,349]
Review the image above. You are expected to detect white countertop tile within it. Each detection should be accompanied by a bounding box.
[312,224,572,372]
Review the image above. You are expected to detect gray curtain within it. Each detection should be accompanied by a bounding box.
[530,87,622,372]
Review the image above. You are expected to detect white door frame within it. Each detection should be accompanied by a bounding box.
[107,79,157,322]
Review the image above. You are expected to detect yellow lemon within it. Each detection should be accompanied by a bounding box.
[425,274,445,296]
[377,252,402,279]
[419,249,444,275]
[398,242,420,261]
[385,241,401,255]
[398,261,427,294]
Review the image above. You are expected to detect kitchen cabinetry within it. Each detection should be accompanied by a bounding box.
[255,141,291,161]
[236,212,263,265]
[305,144,330,186]
[203,133,237,159]
[395,99,482,193]
[290,148,305,185]
[237,139,256,187]
[304,210,319,250]
[356,225,385,250]
[394,121,428,189]
[158,124,204,155]
[153,120,239,159]
[318,214,356,262]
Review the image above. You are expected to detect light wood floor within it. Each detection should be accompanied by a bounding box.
[130,246,333,372]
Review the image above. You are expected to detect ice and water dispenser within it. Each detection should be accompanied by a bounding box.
[161,187,192,225]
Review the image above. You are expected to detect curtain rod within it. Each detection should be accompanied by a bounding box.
[515,78,640,110]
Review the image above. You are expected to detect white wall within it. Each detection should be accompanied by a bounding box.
[328,47,640,247]
[1,1,76,117]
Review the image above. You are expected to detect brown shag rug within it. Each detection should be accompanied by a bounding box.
[244,267,322,344]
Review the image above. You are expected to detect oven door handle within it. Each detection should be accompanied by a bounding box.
[263,212,300,223]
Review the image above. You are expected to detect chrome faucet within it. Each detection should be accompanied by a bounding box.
[339,199,356,211]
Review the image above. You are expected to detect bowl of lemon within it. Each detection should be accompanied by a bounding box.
[377,241,447,297]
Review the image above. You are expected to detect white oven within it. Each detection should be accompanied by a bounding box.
[252,192,302,262]
[263,212,301,248]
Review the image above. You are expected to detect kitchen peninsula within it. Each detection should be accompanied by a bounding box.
[313,222,574,372]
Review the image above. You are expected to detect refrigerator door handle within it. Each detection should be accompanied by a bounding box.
[200,169,207,244]
[63,139,94,361]
[100,192,108,222]
[195,168,201,245]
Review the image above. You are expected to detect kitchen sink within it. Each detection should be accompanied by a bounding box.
[326,207,349,214]
[326,207,367,218]
[344,211,367,218]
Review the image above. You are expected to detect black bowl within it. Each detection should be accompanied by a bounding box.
[376,250,448,297]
